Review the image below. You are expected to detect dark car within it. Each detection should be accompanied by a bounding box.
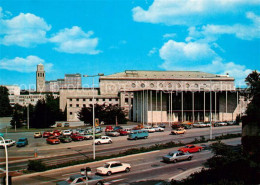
[59,136,72,143]
[16,138,28,147]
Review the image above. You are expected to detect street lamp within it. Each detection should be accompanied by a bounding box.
[0,136,9,185]
[83,73,104,160]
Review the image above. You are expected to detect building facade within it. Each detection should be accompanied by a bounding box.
[60,70,248,122]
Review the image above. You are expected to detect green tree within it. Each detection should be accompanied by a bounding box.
[0,86,12,117]
[31,94,66,128]
[10,104,24,128]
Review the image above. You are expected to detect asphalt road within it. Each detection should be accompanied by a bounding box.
[0,125,241,171]
[11,138,241,185]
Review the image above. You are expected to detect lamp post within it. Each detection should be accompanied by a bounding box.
[0,136,9,185]
[83,73,104,160]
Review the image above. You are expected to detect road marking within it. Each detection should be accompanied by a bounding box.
[61,172,78,176]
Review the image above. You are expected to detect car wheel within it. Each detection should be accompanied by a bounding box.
[199,149,201,152]
[90,136,93,140]
[173,159,177,163]
[107,171,112,176]
[188,156,192,161]
[125,167,130,173]
[135,137,138,140]
[97,141,101,145]
[144,136,148,139]
[96,181,104,185]
[109,140,112,143]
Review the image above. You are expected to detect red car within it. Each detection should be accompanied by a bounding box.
[52,130,61,137]
[43,131,52,138]
[117,129,129,136]
[71,134,84,141]
[105,126,113,132]
[178,144,203,153]
[46,136,60,144]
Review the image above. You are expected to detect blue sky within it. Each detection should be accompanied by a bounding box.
[0,0,259,88]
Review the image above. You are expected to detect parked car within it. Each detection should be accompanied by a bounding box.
[56,123,62,127]
[95,136,112,145]
[153,125,165,132]
[117,129,129,136]
[95,127,103,133]
[143,126,155,133]
[113,126,123,131]
[34,132,42,138]
[56,174,104,185]
[59,136,72,143]
[71,134,84,141]
[46,136,60,144]
[227,121,236,125]
[96,161,131,176]
[171,128,186,135]
[105,126,113,132]
[193,122,206,128]
[162,151,193,163]
[53,130,61,137]
[16,138,28,147]
[64,123,70,127]
[214,122,228,127]
[159,123,166,128]
[62,130,72,136]
[0,139,16,148]
[105,130,120,137]
[43,131,52,138]
[128,130,148,140]
[204,122,211,127]
[178,144,203,153]
[81,134,93,140]
[124,128,132,134]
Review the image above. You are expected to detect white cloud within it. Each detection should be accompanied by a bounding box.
[159,40,251,86]
[133,0,260,26]
[187,12,260,41]
[49,26,101,54]
[148,47,157,56]
[0,10,51,47]
[163,33,176,39]
[0,55,53,72]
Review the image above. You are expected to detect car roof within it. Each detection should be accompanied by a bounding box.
[186,144,194,147]
[105,161,121,164]
[19,138,27,139]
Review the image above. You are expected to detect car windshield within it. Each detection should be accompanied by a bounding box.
[18,139,25,142]
[168,152,174,156]
[104,164,110,168]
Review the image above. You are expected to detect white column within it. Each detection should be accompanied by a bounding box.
[181,91,184,122]
[192,92,194,123]
[170,91,173,125]
[150,90,153,125]
[168,93,170,124]
[156,90,158,125]
[204,91,206,122]
[147,90,148,125]
[143,90,145,124]
[160,91,162,123]
[137,92,139,122]
[215,92,217,122]
[210,90,212,139]
[226,91,228,113]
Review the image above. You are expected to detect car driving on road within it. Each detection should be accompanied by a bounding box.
[162,151,193,163]
[16,138,28,147]
[34,132,42,138]
[178,144,203,153]
[56,174,104,185]
[96,161,131,176]
[95,136,112,145]
[171,127,186,135]
[0,139,16,148]
[46,136,60,144]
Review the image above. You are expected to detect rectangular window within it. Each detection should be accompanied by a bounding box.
[89,99,92,101]
[70,104,72,107]
[70,99,72,101]
[83,98,85,101]
[83,104,86,107]
[96,98,99,101]
[109,98,112,101]
[70,112,72,115]
[76,98,79,101]
[103,98,105,101]
[76,104,79,107]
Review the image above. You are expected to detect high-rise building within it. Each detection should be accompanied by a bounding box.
[64,73,82,88]
[36,64,45,92]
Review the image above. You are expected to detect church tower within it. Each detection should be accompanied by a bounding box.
[36,64,45,92]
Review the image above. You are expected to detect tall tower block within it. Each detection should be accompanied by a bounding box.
[36,64,45,92]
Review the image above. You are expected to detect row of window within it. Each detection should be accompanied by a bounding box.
[69,103,118,108]
[69,98,118,102]
[132,83,207,88]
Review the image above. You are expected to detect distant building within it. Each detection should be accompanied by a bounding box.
[64,73,82,88]
[36,64,45,93]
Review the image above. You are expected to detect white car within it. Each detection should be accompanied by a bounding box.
[62,130,72,136]
[95,136,112,145]
[214,122,228,127]
[143,126,155,133]
[0,139,16,147]
[153,126,165,132]
[81,134,93,140]
[105,131,120,137]
[96,161,131,176]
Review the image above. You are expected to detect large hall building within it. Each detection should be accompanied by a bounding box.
[60,70,248,123]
